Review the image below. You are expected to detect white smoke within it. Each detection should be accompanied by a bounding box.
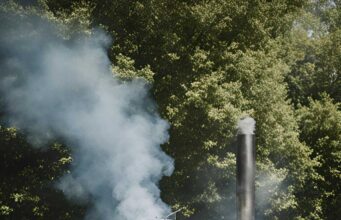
[0,11,173,220]
[237,117,256,135]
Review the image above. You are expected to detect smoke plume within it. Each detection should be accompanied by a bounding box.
[237,117,256,135]
[0,10,173,220]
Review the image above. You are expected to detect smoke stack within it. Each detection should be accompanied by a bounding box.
[236,117,256,220]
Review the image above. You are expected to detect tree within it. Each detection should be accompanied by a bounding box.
[296,95,341,220]
[43,0,318,219]
[1,0,339,219]
[284,0,340,106]
[0,126,86,219]
[0,2,90,218]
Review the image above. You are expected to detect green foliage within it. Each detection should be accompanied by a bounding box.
[0,0,339,219]
[0,126,86,219]
[0,1,90,219]
[296,95,341,220]
[112,53,155,82]
[284,1,340,106]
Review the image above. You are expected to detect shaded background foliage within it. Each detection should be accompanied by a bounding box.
[0,127,87,220]
[0,0,340,219]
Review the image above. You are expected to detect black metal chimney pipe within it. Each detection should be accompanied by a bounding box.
[237,120,255,220]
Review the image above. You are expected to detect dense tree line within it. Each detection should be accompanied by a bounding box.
[0,0,339,219]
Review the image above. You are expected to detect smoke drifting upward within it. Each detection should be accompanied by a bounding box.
[237,117,256,135]
[0,11,173,220]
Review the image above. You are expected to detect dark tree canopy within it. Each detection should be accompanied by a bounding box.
[0,0,340,219]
